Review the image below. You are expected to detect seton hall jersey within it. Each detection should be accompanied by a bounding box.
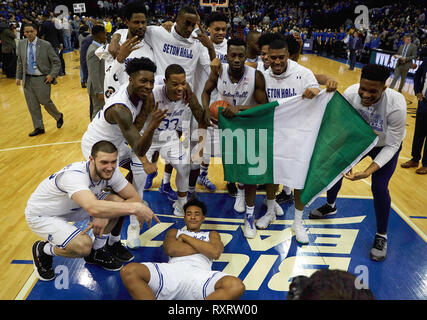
[81,85,143,157]
[263,59,320,102]
[217,64,257,106]
[147,84,189,142]
[25,161,128,217]
[169,229,213,270]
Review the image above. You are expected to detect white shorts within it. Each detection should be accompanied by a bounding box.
[81,140,132,167]
[130,136,190,172]
[25,191,110,248]
[142,261,228,300]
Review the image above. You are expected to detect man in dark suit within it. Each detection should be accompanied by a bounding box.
[86,25,106,120]
[401,56,427,174]
[347,31,363,70]
[389,35,418,92]
[39,14,66,76]
[16,23,64,137]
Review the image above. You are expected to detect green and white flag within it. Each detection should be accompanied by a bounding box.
[218,90,378,205]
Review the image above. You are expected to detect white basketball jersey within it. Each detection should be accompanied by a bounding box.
[25,161,128,217]
[217,64,257,106]
[169,229,212,270]
[82,85,143,154]
[147,84,188,142]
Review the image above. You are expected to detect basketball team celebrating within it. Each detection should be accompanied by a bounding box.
[25,1,407,300]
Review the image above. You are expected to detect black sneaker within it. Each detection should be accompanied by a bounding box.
[84,247,123,271]
[32,241,55,281]
[106,241,134,262]
[370,235,387,262]
[227,182,237,198]
[276,190,294,204]
[309,203,337,219]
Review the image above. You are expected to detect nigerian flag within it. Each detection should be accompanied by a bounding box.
[218,90,378,205]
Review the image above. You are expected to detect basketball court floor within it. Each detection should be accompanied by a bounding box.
[0,50,426,300]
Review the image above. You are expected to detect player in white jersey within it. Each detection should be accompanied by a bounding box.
[120,199,245,300]
[202,38,271,239]
[256,38,321,244]
[309,64,406,261]
[26,141,160,281]
[97,2,155,100]
[189,12,229,195]
[126,64,209,247]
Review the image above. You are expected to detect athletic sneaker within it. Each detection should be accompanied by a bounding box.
[309,203,337,219]
[256,210,276,229]
[226,182,237,198]
[370,234,387,262]
[159,181,178,201]
[263,198,285,216]
[197,174,216,191]
[106,240,134,262]
[233,191,245,213]
[32,241,55,281]
[292,222,309,244]
[276,189,294,204]
[144,171,158,190]
[126,223,141,249]
[244,214,257,239]
[84,247,123,271]
[173,201,185,217]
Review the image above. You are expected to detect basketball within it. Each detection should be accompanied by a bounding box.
[209,100,232,120]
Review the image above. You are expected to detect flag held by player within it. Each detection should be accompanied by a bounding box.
[218,90,378,205]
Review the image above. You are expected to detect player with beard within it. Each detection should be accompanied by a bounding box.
[26,141,160,281]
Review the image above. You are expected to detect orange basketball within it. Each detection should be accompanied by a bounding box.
[209,100,232,120]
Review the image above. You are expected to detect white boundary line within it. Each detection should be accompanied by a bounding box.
[15,271,37,300]
[0,140,81,152]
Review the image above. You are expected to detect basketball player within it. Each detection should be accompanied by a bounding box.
[120,198,245,300]
[274,32,339,205]
[26,141,159,281]
[127,65,209,246]
[245,30,261,66]
[309,64,406,261]
[190,12,230,196]
[257,39,321,244]
[98,1,155,100]
[81,57,166,250]
[202,38,270,239]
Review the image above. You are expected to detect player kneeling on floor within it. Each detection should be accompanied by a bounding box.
[25,140,160,281]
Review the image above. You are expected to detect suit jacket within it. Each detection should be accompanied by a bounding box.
[348,37,363,51]
[414,57,427,113]
[16,37,61,86]
[395,43,418,69]
[39,20,63,49]
[86,42,105,96]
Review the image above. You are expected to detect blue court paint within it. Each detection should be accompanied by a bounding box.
[11,260,33,265]
[25,191,427,300]
[410,216,427,219]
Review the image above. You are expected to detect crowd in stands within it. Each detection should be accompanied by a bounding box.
[1,0,427,77]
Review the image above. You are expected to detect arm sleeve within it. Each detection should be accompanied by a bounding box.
[56,171,90,199]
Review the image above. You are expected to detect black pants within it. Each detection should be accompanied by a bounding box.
[411,104,427,167]
[2,51,16,78]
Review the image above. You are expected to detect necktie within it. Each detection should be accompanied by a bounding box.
[402,45,408,57]
[28,43,35,75]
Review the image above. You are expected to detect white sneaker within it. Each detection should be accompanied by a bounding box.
[263,198,284,216]
[173,201,185,217]
[292,221,309,244]
[256,211,276,229]
[244,214,257,238]
[234,191,245,213]
[126,223,141,249]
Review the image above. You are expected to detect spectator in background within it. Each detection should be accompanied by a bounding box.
[347,31,363,70]
[1,19,17,78]
[62,13,72,51]
[79,24,92,89]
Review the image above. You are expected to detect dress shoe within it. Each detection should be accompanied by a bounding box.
[29,128,45,137]
[401,160,419,168]
[57,113,64,128]
[415,167,427,175]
